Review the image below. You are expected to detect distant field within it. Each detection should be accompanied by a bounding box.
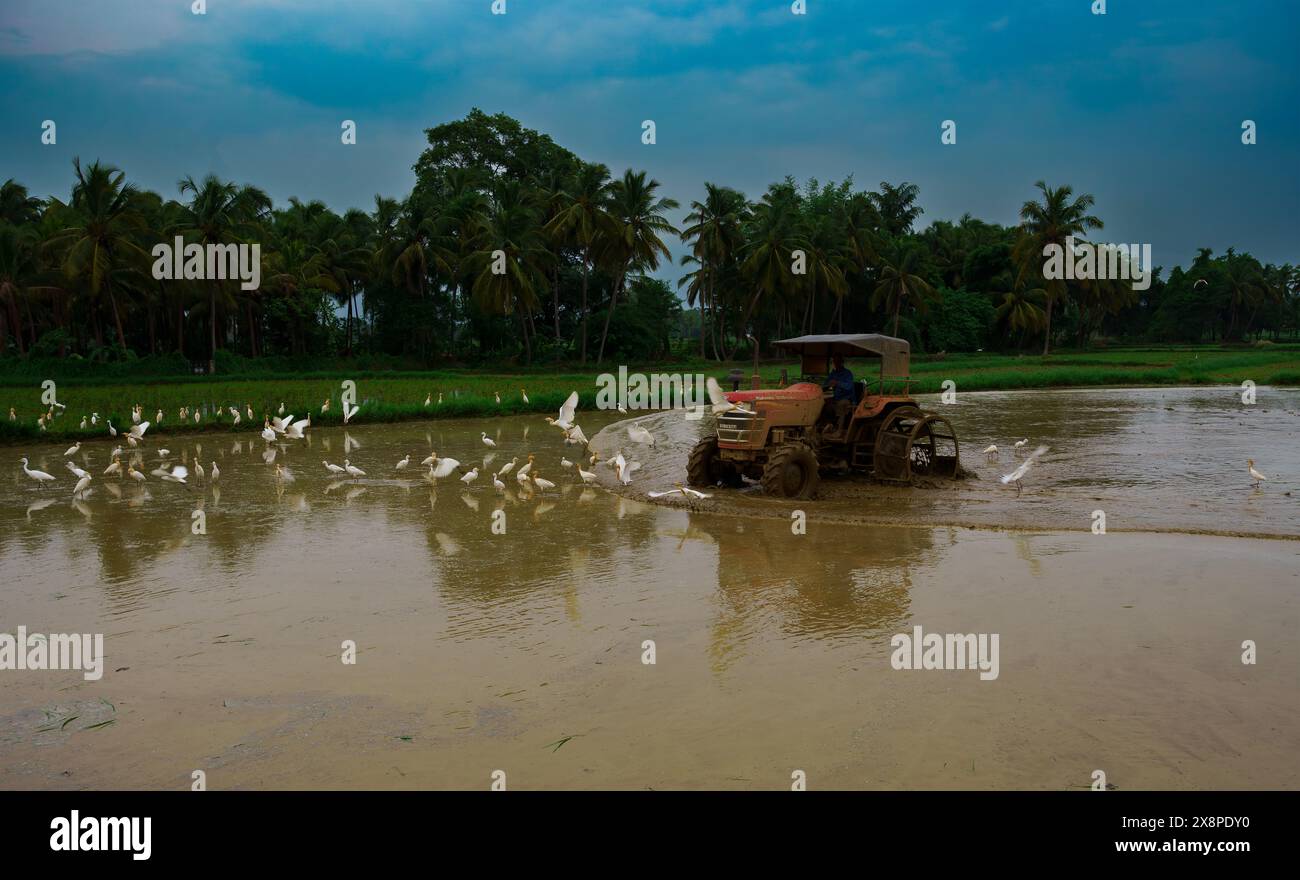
[2,346,1297,443]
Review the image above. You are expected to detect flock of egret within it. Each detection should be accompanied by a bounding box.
[11,389,691,511]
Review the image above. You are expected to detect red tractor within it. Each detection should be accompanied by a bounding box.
[687,334,959,499]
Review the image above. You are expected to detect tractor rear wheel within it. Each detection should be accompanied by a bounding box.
[762,442,820,499]
[687,436,742,488]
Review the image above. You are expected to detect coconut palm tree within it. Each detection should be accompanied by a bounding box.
[467,180,549,363]
[175,174,271,372]
[545,162,614,363]
[596,170,678,365]
[1015,180,1103,354]
[679,183,748,358]
[872,237,938,338]
[737,183,806,357]
[47,159,150,352]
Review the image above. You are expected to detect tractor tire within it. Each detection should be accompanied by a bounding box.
[762,442,820,500]
[687,436,742,488]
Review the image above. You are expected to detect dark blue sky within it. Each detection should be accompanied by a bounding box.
[2,0,1296,282]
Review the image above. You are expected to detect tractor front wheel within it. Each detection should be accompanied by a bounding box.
[762,442,820,499]
[688,436,742,488]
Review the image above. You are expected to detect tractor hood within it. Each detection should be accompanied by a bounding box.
[726,382,822,403]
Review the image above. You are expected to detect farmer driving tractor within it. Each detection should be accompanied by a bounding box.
[823,352,855,439]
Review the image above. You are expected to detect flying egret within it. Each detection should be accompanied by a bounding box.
[395,455,411,471]
[161,464,189,484]
[628,425,656,447]
[1248,459,1268,488]
[129,421,150,440]
[421,452,437,466]
[706,377,754,415]
[549,391,579,430]
[432,457,461,479]
[648,485,713,500]
[284,417,310,439]
[64,442,81,457]
[1000,445,1049,496]
[564,424,588,446]
[481,432,496,448]
[343,460,366,478]
[20,457,56,487]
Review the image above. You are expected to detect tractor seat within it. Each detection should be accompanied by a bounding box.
[726,381,823,404]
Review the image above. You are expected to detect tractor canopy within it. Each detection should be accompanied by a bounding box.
[773,334,911,381]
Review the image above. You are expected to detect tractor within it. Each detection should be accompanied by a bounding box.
[687,334,959,499]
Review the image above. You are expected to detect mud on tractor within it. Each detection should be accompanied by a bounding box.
[687,334,959,499]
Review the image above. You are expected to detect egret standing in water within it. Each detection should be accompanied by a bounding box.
[20,458,56,487]
[1248,459,1268,488]
[481,432,496,448]
[343,460,366,478]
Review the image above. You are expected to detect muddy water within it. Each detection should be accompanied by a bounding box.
[1,388,1297,790]
[595,385,1300,538]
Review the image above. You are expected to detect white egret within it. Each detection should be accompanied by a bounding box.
[532,473,556,492]
[210,461,220,481]
[576,466,597,484]
[343,460,366,478]
[493,474,506,493]
[494,391,501,405]
[65,461,89,480]
[20,458,56,486]
[127,465,146,483]
[1248,459,1268,487]
[432,457,461,479]
[628,425,656,447]
[497,456,518,477]
[107,420,116,437]
[195,463,205,483]
[395,455,411,470]
[481,432,496,448]
[564,424,588,446]
[521,388,530,404]
[549,391,579,430]
[706,377,754,415]
[982,444,998,460]
[516,453,535,479]
[1013,438,1028,451]
[161,464,189,484]
[561,457,574,469]
[1000,445,1049,496]
[460,467,479,486]
[103,458,122,477]
[261,422,276,443]
[64,442,81,457]
[128,421,150,440]
[649,485,713,500]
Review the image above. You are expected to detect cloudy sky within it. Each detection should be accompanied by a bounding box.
[2,0,1296,281]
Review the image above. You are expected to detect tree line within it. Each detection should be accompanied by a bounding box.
[1,109,1295,372]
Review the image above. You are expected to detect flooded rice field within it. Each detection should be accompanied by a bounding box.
[1,387,1297,790]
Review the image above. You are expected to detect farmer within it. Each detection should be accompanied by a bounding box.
[823,353,855,438]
